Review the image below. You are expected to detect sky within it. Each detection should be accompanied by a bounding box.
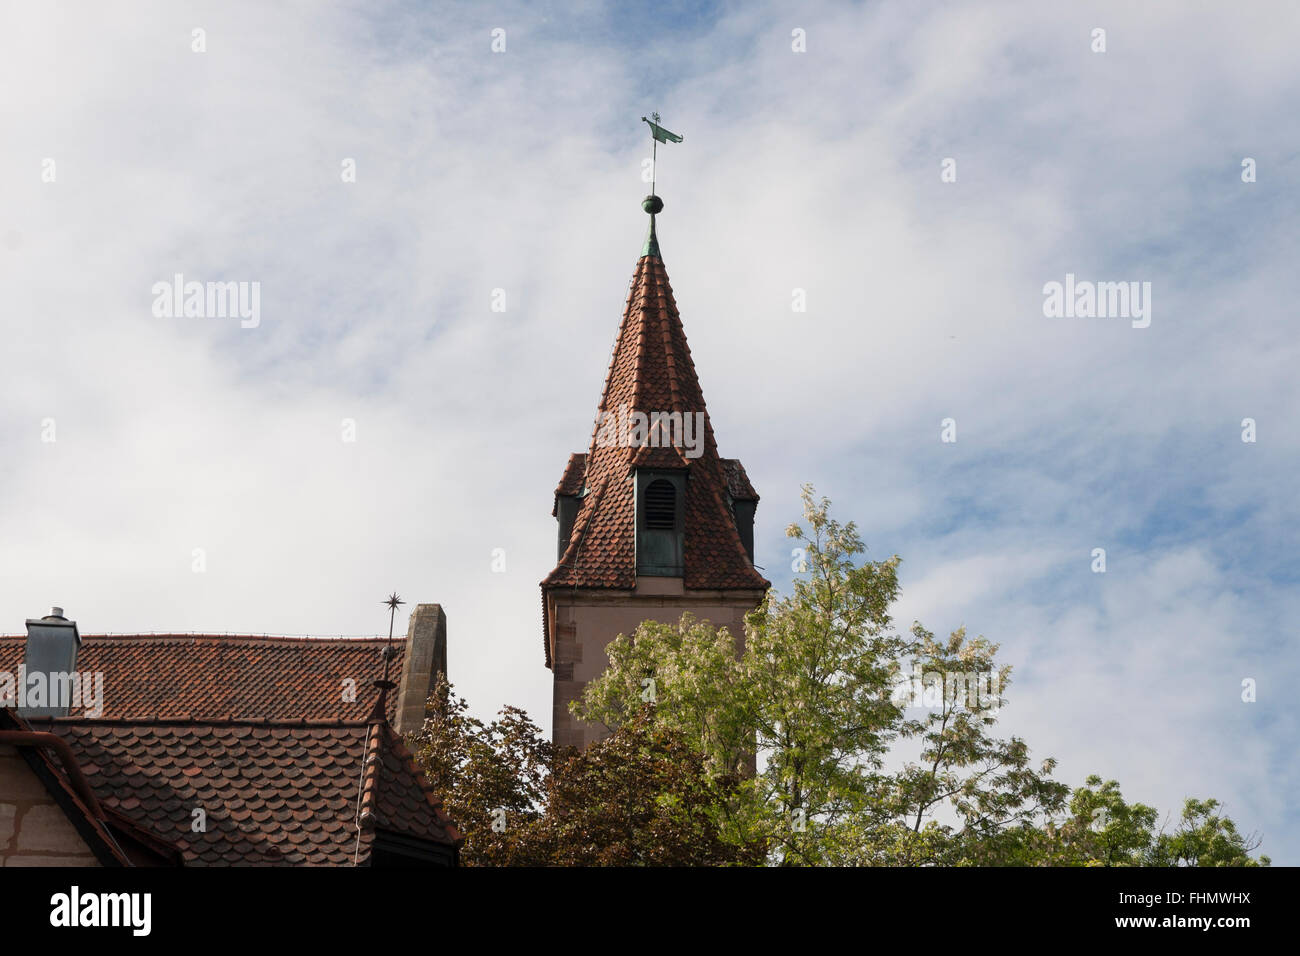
[1,1,1296,862]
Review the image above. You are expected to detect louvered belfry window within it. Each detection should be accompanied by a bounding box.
[644,479,676,530]
[636,471,684,576]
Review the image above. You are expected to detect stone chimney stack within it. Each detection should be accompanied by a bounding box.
[394,604,447,736]
[20,607,82,719]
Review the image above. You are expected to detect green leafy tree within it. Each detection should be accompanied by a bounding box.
[408,676,552,866]
[862,625,1070,866]
[1146,798,1270,867]
[409,681,763,865]
[574,485,1269,868]
[532,708,765,866]
[999,780,1269,867]
[576,484,910,863]
[958,775,1158,866]
[1050,775,1160,866]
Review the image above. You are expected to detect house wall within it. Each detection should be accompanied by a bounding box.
[549,579,765,749]
[0,743,100,866]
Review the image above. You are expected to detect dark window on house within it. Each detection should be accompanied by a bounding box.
[369,828,458,867]
[644,479,676,530]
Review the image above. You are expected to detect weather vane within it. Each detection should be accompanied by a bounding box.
[639,113,683,258]
[380,592,405,683]
[641,112,683,198]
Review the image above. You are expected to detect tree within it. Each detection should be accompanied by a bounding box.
[1146,797,1270,867]
[408,676,552,866]
[409,680,763,865]
[861,624,1070,866]
[573,484,1270,867]
[1050,775,1160,866]
[576,484,911,863]
[981,779,1270,867]
[532,708,765,866]
[952,775,1159,866]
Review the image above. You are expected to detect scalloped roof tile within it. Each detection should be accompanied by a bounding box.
[21,716,462,866]
[0,634,403,722]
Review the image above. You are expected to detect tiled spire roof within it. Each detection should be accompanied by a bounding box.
[542,209,769,597]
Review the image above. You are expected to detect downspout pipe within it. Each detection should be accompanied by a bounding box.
[0,730,105,820]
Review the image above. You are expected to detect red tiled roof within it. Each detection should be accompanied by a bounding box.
[23,714,461,866]
[1,710,134,865]
[542,245,769,595]
[0,634,403,722]
[1,709,186,866]
[358,718,459,846]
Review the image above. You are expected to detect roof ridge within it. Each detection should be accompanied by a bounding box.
[654,262,684,411]
[368,722,466,847]
[629,258,651,441]
[356,724,383,828]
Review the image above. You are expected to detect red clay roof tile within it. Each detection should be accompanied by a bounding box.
[0,634,404,722]
[19,714,461,866]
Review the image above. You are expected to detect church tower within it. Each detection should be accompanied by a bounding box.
[541,192,770,749]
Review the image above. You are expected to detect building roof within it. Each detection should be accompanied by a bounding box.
[0,709,184,866]
[18,711,462,866]
[0,633,403,722]
[541,229,770,600]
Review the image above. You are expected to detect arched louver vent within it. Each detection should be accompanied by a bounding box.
[644,479,677,529]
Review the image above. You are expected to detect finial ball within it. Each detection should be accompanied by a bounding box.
[641,194,664,215]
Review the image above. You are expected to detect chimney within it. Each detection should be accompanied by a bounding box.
[20,607,82,719]
[394,604,447,736]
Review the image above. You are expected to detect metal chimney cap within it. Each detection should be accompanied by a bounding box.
[26,608,77,633]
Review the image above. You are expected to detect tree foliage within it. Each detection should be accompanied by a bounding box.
[535,708,764,866]
[1145,796,1270,867]
[410,486,1268,866]
[409,678,762,865]
[409,675,552,866]
[570,484,1269,867]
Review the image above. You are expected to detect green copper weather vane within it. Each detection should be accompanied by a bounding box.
[641,111,682,195]
[640,112,683,258]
